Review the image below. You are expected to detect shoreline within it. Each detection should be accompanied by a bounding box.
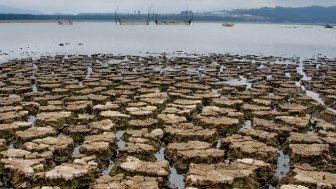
[0,19,333,26]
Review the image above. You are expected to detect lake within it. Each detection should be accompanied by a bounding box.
[0,22,335,63]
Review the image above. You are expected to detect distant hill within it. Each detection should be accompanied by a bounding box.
[0,4,41,14]
[231,6,336,23]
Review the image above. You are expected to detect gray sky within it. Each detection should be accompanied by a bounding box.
[1,0,335,14]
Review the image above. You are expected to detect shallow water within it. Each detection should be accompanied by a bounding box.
[27,115,36,125]
[169,166,185,189]
[116,130,125,149]
[1,22,336,63]
[155,147,185,189]
[72,145,80,156]
[101,160,114,176]
[274,150,290,179]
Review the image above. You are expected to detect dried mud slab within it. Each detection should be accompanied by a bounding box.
[0,121,32,137]
[88,119,115,133]
[35,111,73,128]
[128,118,158,129]
[289,143,329,165]
[166,141,224,171]
[280,185,309,189]
[0,149,45,187]
[239,128,278,146]
[283,165,336,188]
[221,134,277,163]
[195,116,240,135]
[91,174,160,189]
[23,135,73,157]
[117,156,170,177]
[35,156,98,188]
[252,117,293,136]
[275,115,311,132]
[126,106,158,118]
[16,126,57,141]
[93,102,119,113]
[0,110,28,123]
[164,123,217,142]
[119,128,163,161]
[157,114,187,125]
[100,110,130,124]
[185,158,273,189]
[80,132,116,156]
[212,98,243,109]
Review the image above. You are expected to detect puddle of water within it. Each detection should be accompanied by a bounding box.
[285,73,291,78]
[154,147,165,161]
[211,89,220,94]
[274,150,290,179]
[155,147,185,189]
[32,84,38,92]
[161,92,168,97]
[223,76,252,90]
[7,143,14,149]
[219,65,225,74]
[306,90,324,105]
[102,160,114,176]
[116,130,126,149]
[296,61,312,81]
[33,63,38,70]
[215,140,221,149]
[240,120,252,131]
[86,65,92,78]
[27,116,36,126]
[169,166,185,189]
[72,145,80,156]
[9,94,20,98]
[257,64,266,69]
[316,64,321,70]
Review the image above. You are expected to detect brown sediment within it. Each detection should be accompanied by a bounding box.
[0,110,28,123]
[212,98,243,109]
[164,123,217,142]
[117,156,170,177]
[275,115,311,132]
[91,174,160,189]
[157,113,187,125]
[240,128,278,146]
[16,126,57,141]
[128,118,158,129]
[194,116,240,135]
[35,111,73,128]
[80,132,116,156]
[165,141,224,171]
[282,165,336,188]
[185,158,273,188]
[221,134,278,163]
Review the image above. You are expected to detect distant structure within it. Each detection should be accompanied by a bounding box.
[222,23,234,27]
[154,10,193,25]
[57,16,73,25]
[115,7,150,25]
[116,18,150,25]
[324,24,334,29]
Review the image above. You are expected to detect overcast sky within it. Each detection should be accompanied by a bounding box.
[1,0,335,14]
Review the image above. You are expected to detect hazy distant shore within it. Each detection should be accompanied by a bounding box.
[0,20,334,26]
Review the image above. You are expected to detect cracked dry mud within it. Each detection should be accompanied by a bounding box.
[0,53,335,188]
